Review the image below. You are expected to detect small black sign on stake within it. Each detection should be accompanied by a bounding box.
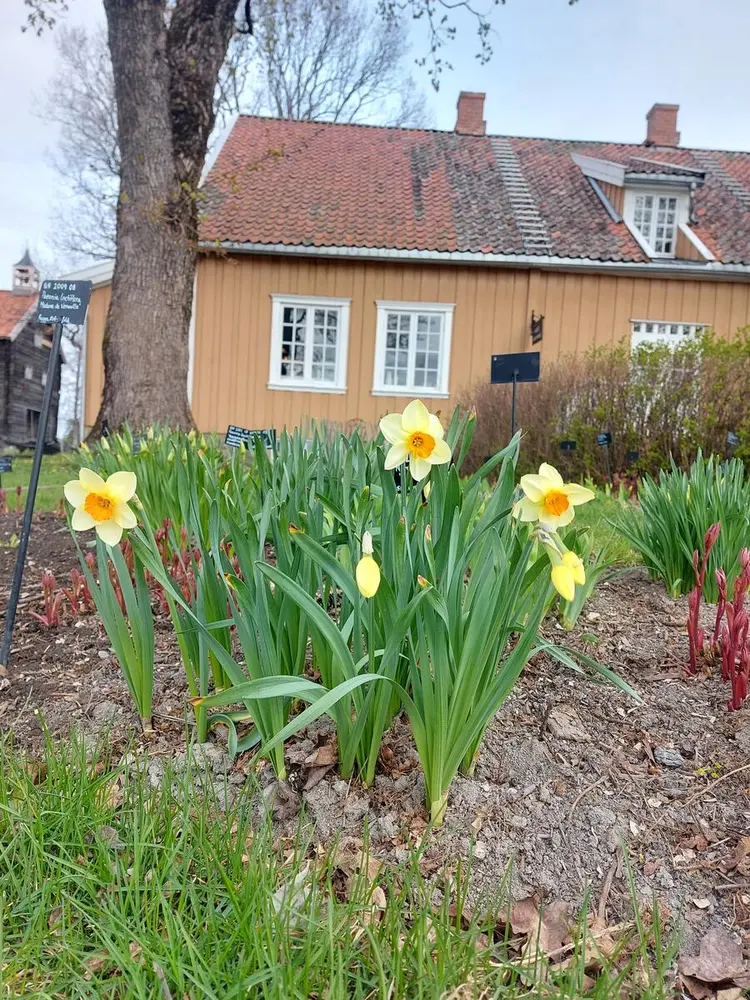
[225,425,276,452]
[596,431,613,483]
[626,450,640,465]
[490,351,540,438]
[559,440,577,453]
[727,431,740,449]
[0,279,92,674]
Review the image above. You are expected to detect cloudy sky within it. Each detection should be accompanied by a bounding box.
[1,0,749,285]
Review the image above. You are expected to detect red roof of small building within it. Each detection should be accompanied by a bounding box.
[0,291,37,340]
[200,116,750,266]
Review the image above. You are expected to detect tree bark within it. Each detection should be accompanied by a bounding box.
[93,0,238,434]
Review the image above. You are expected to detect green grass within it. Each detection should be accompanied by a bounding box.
[0,452,78,513]
[575,494,641,568]
[0,735,678,998]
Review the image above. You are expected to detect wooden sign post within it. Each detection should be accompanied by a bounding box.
[0,280,92,674]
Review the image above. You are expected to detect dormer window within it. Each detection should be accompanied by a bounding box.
[632,193,677,255]
[623,186,689,259]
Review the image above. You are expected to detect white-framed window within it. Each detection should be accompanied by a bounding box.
[373,301,454,397]
[631,320,705,349]
[33,333,43,348]
[41,372,48,387]
[623,188,688,258]
[24,365,33,380]
[268,294,350,393]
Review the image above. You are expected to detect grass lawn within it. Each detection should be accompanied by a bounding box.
[0,452,78,513]
[575,493,641,568]
[0,737,678,999]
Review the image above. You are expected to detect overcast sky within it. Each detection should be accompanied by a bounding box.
[1,0,749,285]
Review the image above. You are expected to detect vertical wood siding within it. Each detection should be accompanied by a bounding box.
[83,255,750,434]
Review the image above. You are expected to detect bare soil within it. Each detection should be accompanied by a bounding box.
[2,514,749,962]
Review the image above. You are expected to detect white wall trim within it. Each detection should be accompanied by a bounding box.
[268,294,351,393]
[678,223,716,262]
[203,240,750,279]
[58,261,114,288]
[372,300,454,397]
[571,154,625,187]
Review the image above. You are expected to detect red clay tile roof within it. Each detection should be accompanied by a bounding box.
[200,117,750,266]
[0,291,36,339]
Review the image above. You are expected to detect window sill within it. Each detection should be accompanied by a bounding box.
[371,388,450,399]
[267,381,347,394]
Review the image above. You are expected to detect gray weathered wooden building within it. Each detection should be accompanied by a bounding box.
[0,252,61,450]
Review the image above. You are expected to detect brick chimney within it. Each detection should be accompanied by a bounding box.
[645,103,680,147]
[455,91,486,136]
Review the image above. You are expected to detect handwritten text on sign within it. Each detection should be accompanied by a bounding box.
[225,425,276,450]
[35,280,93,326]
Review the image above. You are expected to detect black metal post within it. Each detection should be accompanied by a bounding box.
[0,321,64,672]
[510,371,518,438]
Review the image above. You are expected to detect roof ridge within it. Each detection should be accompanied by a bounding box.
[234,113,750,157]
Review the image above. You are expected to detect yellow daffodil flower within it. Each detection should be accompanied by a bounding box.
[550,549,586,602]
[356,531,381,598]
[513,463,595,529]
[379,400,452,482]
[64,467,137,546]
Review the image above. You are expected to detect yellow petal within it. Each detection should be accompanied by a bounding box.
[551,564,575,602]
[427,413,445,441]
[563,550,586,585]
[356,555,381,598]
[538,463,564,487]
[380,413,406,446]
[562,483,596,506]
[427,437,452,465]
[409,457,431,481]
[71,507,96,531]
[513,496,542,522]
[384,441,409,470]
[64,480,87,506]
[78,467,107,492]
[401,399,430,434]
[519,473,555,502]
[538,506,575,530]
[95,519,123,546]
[105,470,137,503]
[113,502,137,529]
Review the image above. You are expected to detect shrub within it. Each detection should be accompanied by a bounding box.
[458,329,750,481]
[616,454,750,601]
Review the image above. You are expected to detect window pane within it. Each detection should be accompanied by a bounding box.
[416,315,428,333]
[416,333,427,350]
[396,370,407,385]
[295,308,306,323]
[386,350,395,367]
[429,315,441,333]
[386,330,397,349]
[398,332,409,349]
[314,309,325,326]
[313,346,323,362]
[425,370,438,387]
[324,365,335,381]
[414,370,425,386]
[415,352,426,369]
[399,315,410,332]
[327,311,337,327]
[293,362,304,377]
[311,363,322,380]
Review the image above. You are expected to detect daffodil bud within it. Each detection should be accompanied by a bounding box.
[356,531,380,598]
[424,524,432,543]
[417,575,430,589]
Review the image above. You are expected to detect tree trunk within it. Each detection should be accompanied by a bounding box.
[93,0,237,434]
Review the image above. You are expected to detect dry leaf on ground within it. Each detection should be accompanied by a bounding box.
[678,927,747,984]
